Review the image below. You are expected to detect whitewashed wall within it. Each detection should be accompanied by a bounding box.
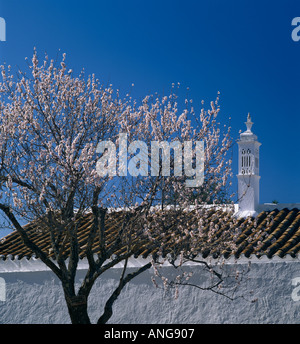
[0,258,300,324]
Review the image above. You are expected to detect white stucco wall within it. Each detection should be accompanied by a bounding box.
[0,257,300,324]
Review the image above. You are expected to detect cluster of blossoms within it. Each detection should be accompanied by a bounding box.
[0,51,243,320]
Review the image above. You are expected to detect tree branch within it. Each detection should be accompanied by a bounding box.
[97,262,151,324]
[0,203,63,279]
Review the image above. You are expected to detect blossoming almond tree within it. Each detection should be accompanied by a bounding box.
[0,51,238,324]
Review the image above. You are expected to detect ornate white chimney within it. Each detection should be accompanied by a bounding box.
[236,113,261,217]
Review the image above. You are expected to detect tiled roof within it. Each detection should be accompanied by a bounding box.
[0,207,300,262]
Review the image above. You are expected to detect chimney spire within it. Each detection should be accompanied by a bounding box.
[236,114,261,218]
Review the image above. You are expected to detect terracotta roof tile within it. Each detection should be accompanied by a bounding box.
[0,208,300,261]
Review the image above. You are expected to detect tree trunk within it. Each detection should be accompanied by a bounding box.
[65,295,91,324]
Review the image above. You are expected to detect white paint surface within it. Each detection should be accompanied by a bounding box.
[0,259,300,324]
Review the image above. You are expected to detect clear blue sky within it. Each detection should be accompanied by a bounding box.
[0,0,299,207]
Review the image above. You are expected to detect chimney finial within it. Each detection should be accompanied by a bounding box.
[245,113,253,132]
